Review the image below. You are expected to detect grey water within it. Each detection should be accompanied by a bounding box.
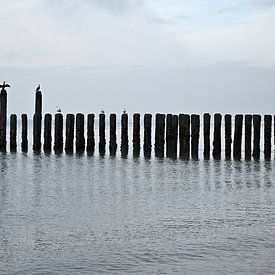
[0,152,275,274]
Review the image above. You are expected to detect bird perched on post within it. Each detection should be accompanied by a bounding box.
[56,106,62,113]
[36,84,41,92]
[100,109,105,114]
[0,81,11,92]
[123,108,127,114]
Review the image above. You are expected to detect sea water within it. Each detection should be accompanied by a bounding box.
[0,152,274,274]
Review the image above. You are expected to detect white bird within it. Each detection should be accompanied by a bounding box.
[56,106,62,113]
[36,84,41,92]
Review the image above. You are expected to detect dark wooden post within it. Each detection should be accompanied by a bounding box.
[179,114,190,159]
[76,113,85,152]
[10,114,17,152]
[0,89,7,151]
[54,113,63,153]
[233,114,243,160]
[99,113,106,155]
[133,113,140,156]
[21,114,28,152]
[121,113,129,156]
[191,114,200,160]
[166,114,172,157]
[43,113,52,152]
[264,115,272,160]
[87,114,95,154]
[143,114,152,157]
[225,114,232,159]
[155,113,165,157]
[203,113,211,159]
[109,113,117,155]
[33,90,42,151]
[170,115,178,158]
[212,113,222,159]
[252,115,261,160]
[65,114,74,153]
[245,115,252,160]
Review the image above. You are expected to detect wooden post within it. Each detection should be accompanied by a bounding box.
[65,114,74,153]
[191,114,200,160]
[155,113,165,157]
[87,114,95,154]
[133,113,140,156]
[245,115,252,160]
[54,113,63,153]
[121,113,129,156]
[233,114,243,160]
[166,114,172,158]
[264,115,272,160]
[33,91,42,151]
[109,113,117,156]
[225,114,232,159]
[43,113,52,152]
[179,114,190,159]
[10,114,17,152]
[143,114,152,157]
[76,113,85,152]
[21,114,28,152]
[0,89,7,151]
[99,113,106,155]
[252,115,261,160]
[170,115,178,158]
[203,113,211,159]
[212,113,222,159]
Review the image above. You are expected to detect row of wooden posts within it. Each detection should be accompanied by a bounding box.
[0,90,273,160]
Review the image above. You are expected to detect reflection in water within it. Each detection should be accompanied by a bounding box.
[0,153,274,274]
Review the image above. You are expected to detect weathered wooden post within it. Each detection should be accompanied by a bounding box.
[99,113,106,155]
[225,114,232,159]
[54,113,63,153]
[43,113,52,152]
[252,114,261,160]
[143,114,152,157]
[166,114,172,157]
[155,113,165,157]
[233,114,243,160]
[170,115,178,158]
[76,113,85,153]
[179,114,190,159]
[133,113,140,156]
[10,114,17,152]
[109,113,117,155]
[191,114,200,160]
[203,113,211,159]
[0,88,7,151]
[33,89,42,151]
[21,114,28,152]
[87,114,95,154]
[121,113,129,156]
[245,115,252,160]
[212,113,222,159]
[65,114,74,153]
[264,115,272,160]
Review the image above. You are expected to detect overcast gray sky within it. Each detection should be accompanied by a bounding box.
[1,0,275,115]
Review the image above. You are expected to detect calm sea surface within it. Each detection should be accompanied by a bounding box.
[0,152,274,274]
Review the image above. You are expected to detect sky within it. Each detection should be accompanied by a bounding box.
[0,0,275,115]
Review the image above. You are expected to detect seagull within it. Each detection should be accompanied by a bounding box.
[56,106,62,113]
[0,81,11,91]
[123,108,127,114]
[100,109,105,114]
[36,84,41,92]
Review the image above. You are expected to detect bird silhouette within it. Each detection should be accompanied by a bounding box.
[36,84,41,92]
[0,81,11,91]
[123,108,127,114]
[100,109,105,114]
